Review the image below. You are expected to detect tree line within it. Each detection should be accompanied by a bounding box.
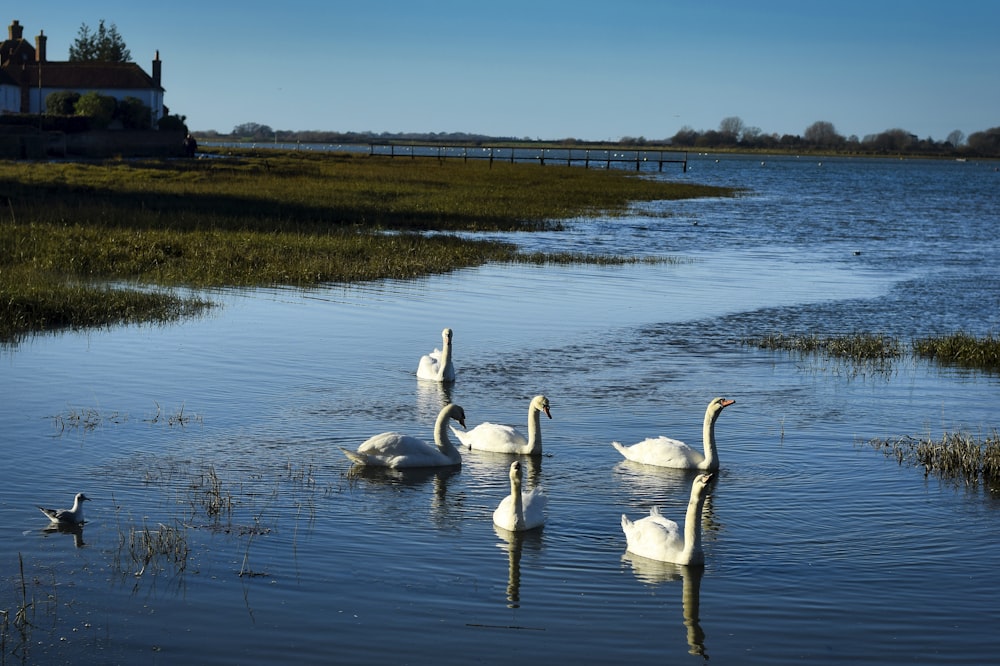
[199,118,1000,158]
[649,117,1000,157]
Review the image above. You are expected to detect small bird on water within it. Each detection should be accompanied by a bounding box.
[38,492,90,525]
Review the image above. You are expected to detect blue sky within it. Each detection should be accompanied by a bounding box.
[13,1,999,141]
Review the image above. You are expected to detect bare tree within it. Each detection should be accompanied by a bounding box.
[946,129,965,147]
[804,121,843,147]
[719,116,745,141]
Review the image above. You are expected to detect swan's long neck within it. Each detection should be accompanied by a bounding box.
[510,470,525,530]
[433,409,461,462]
[526,404,542,453]
[437,335,453,379]
[701,408,720,469]
[683,485,708,563]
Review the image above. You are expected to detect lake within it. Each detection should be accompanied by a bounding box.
[2,153,999,664]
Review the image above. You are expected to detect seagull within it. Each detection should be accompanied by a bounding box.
[38,493,90,525]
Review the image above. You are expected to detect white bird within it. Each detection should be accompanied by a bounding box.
[621,473,714,565]
[38,492,90,525]
[612,397,734,469]
[452,395,551,455]
[341,403,466,468]
[493,460,547,532]
[416,328,455,382]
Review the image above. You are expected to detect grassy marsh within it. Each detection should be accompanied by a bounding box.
[0,150,733,342]
[744,331,1000,374]
[863,430,1000,491]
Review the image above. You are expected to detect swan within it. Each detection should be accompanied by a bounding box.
[416,328,455,382]
[612,397,734,469]
[451,395,551,455]
[493,460,547,532]
[341,403,466,468]
[621,473,713,565]
[38,492,90,525]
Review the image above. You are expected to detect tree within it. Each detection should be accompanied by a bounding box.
[946,129,965,147]
[75,91,117,128]
[69,20,131,62]
[803,121,844,148]
[718,116,744,143]
[46,90,81,115]
[966,127,1000,156]
[117,96,151,129]
[232,122,274,139]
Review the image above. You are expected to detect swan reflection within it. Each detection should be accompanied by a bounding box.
[415,375,453,414]
[622,554,707,659]
[345,464,460,525]
[494,525,544,608]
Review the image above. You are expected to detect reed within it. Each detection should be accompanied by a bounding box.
[913,332,1000,372]
[864,429,1000,489]
[117,520,190,577]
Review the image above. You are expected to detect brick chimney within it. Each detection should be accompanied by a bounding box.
[35,30,46,62]
[152,50,161,87]
[9,20,23,40]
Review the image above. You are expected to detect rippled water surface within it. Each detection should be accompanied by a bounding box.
[2,155,999,664]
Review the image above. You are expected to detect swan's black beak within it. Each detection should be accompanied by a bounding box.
[543,406,552,419]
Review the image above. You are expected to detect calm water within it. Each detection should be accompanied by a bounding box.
[2,154,999,664]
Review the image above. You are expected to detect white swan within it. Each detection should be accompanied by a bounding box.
[621,473,713,565]
[493,460,547,531]
[38,492,90,525]
[416,328,455,381]
[341,403,466,468]
[612,397,734,469]
[452,395,551,455]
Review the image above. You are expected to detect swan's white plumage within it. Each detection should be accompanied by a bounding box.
[493,460,546,531]
[38,492,90,525]
[341,403,466,468]
[612,397,734,469]
[452,395,551,455]
[621,473,713,565]
[417,328,455,381]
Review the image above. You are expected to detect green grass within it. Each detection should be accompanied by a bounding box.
[0,150,734,342]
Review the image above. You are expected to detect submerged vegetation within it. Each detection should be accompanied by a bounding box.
[0,149,734,343]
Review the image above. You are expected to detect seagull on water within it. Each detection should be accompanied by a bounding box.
[38,493,90,525]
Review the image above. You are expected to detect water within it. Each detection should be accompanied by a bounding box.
[2,154,999,664]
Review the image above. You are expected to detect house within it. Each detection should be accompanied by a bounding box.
[0,19,165,127]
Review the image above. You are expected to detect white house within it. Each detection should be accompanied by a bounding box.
[0,19,165,127]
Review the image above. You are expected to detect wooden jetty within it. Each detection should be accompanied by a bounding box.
[367,142,688,173]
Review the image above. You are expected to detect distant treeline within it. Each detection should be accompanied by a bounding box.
[194,120,1000,158]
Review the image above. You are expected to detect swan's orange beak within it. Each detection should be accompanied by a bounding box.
[720,399,735,408]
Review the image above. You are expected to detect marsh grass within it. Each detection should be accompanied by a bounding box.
[0,151,734,342]
[743,332,903,376]
[863,430,1000,490]
[914,332,1000,372]
[745,331,1000,374]
[117,521,190,577]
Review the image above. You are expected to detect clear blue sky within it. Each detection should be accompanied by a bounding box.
[13,1,999,141]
